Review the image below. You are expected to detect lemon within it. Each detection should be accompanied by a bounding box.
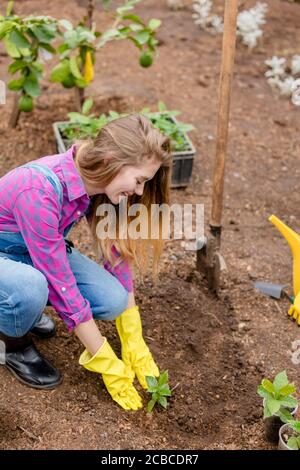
[18,94,33,112]
[62,75,75,88]
[139,52,153,68]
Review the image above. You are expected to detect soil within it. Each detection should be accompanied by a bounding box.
[0,0,300,450]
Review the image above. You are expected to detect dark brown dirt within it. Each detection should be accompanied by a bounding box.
[0,0,300,450]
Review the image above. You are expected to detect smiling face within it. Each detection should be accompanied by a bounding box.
[104,159,161,204]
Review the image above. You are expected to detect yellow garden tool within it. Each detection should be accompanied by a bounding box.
[269,215,300,325]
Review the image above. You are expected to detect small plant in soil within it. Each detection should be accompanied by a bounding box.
[281,420,300,450]
[146,370,172,412]
[257,370,298,422]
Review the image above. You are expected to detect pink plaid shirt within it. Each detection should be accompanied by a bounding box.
[0,144,133,331]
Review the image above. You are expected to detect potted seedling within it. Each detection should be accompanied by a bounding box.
[278,419,300,450]
[257,370,298,443]
[146,370,172,412]
[53,100,196,187]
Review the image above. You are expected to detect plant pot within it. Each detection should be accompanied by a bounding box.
[278,423,299,450]
[264,403,298,443]
[53,115,196,188]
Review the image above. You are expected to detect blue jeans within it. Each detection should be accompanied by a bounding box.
[0,244,128,337]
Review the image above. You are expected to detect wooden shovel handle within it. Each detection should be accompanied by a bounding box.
[211,0,239,228]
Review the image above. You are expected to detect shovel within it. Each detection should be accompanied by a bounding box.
[197,0,239,293]
[254,281,294,303]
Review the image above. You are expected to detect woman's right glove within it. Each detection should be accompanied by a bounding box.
[79,337,143,410]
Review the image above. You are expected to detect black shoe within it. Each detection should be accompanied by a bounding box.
[31,313,56,339]
[0,332,62,390]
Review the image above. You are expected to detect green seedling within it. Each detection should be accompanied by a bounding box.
[146,370,172,412]
[286,420,300,450]
[257,370,298,423]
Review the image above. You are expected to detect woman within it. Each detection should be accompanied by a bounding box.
[0,113,172,410]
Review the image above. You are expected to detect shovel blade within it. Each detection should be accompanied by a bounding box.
[254,281,289,300]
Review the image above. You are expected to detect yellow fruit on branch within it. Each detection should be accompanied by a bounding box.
[83,51,94,84]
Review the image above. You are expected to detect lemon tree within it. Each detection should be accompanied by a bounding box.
[0,1,58,124]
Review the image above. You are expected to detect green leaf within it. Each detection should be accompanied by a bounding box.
[280,396,298,409]
[158,396,168,408]
[146,376,158,389]
[58,43,69,54]
[6,1,14,16]
[122,14,144,25]
[18,47,31,57]
[135,30,150,45]
[273,371,289,391]
[30,25,55,43]
[263,403,273,419]
[9,30,31,49]
[278,384,296,397]
[59,19,73,31]
[148,19,161,31]
[4,36,21,58]
[82,97,93,115]
[39,43,56,54]
[127,24,143,33]
[0,20,14,39]
[67,112,91,124]
[265,396,281,416]
[70,56,83,79]
[97,28,121,48]
[116,0,142,15]
[158,101,167,112]
[261,379,275,395]
[50,60,70,82]
[8,77,24,90]
[287,437,300,450]
[147,398,157,412]
[159,385,172,397]
[8,60,28,74]
[158,370,169,386]
[23,77,40,97]
[290,421,300,434]
[277,408,294,424]
[74,77,87,88]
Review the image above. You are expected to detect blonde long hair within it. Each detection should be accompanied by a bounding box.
[74,113,173,279]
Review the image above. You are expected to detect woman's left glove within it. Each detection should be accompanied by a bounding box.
[115,305,159,389]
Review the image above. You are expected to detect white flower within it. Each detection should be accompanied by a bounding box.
[237,3,268,49]
[192,0,223,32]
[291,78,300,106]
[192,1,267,49]
[265,56,286,78]
[211,15,224,33]
[291,55,300,76]
[277,77,296,97]
[266,77,282,89]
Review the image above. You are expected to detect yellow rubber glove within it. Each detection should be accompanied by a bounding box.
[288,292,300,325]
[115,305,159,389]
[79,337,142,410]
